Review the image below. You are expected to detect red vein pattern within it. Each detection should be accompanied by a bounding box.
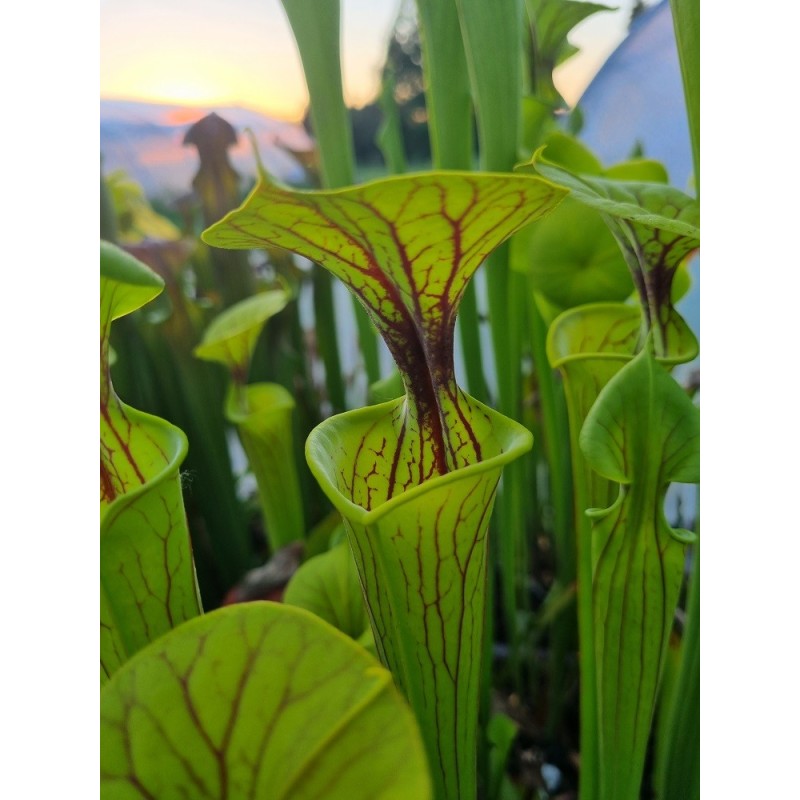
[101,269,201,684]
[205,171,565,492]
[100,604,431,799]
[306,396,531,800]
[547,303,699,798]
[206,171,557,800]
[582,349,699,800]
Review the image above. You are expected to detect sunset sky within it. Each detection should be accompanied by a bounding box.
[100,0,653,120]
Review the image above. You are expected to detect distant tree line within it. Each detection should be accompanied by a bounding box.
[303,6,434,168]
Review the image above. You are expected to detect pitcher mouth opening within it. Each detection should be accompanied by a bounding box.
[547,303,699,369]
[101,403,188,524]
[305,393,533,527]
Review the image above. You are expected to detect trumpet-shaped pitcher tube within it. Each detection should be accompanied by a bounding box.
[307,395,531,800]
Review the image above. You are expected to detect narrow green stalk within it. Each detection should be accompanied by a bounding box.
[528,288,575,734]
[563,384,601,800]
[280,0,380,396]
[311,269,346,411]
[416,0,488,401]
[455,0,529,686]
[654,540,700,800]
[488,251,529,687]
[377,67,407,175]
[669,0,699,195]
[658,13,699,783]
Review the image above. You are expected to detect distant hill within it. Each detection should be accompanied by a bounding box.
[100,99,314,198]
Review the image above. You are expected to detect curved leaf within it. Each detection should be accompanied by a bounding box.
[100,242,201,684]
[513,135,673,312]
[278,0,383,391]
[101,240,164,326]
[524,0,615,102]
[579,346,699,800]
[526,150,699,354]
[527,150,699,237]
[100,602,432,799]
[284,541,371,644]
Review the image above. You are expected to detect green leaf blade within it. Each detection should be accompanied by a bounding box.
[284,540,372,644]
[579,347,699,800]
[100,603,432,800]
[525,152,699,237]
[100,241,164,322]
[100,243,201,683]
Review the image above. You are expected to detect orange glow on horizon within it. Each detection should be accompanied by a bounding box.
[100,0,397,125]
[101,0,636,124]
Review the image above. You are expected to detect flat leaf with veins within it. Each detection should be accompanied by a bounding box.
[100,602,431,799]
[101,242,201,684]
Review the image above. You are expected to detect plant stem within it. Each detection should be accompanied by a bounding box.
[669,0,699,196]
[279,0,380,404]
[528,289,576,733]
[654,540,700,800]
[568,408,600,800]
[455,0,529,688]
[416,0,488,402]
